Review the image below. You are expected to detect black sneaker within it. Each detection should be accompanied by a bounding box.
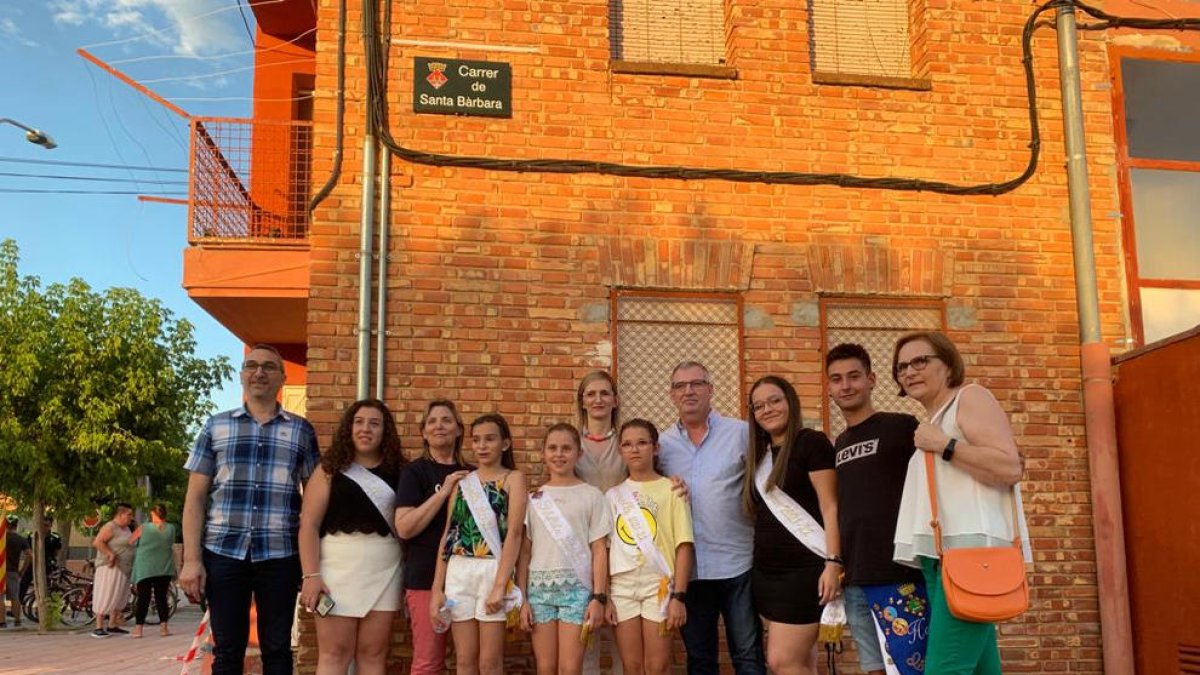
[91,628,110,639]
[107,626,129,634]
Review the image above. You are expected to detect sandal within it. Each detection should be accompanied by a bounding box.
[160,624,171,637]
[131,626,144,638]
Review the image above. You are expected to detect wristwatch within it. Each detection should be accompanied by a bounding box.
[589,593,608,605]
[942,438,958,462]
[670,591,687,602]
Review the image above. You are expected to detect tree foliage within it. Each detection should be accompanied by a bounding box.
[0,238,231,519]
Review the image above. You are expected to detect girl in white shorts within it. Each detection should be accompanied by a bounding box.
[517,423,612,675]
[431,413,528,675]
[604,419,695,675]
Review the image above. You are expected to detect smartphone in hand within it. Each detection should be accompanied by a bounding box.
[315,592,336,617]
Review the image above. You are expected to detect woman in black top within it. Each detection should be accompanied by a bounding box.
[394,399,472,675]
[299,399,407,675]
[742,376,840,675]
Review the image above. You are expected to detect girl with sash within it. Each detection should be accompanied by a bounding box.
[396,399,472,675]
[605,419,694,675]
[517,423,612,675]
[299,399,407,675]
[431,413,528,675]
[742,376,841,675]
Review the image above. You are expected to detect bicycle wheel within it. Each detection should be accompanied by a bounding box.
[160,582,180,621]
[60,587,95,628]
[22,588,39,623]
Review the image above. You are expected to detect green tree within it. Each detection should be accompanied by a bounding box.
[0,239,230,631]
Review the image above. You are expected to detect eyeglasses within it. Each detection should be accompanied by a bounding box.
[751,395,787,414]
[895,354,939,376]
[241,360,282,374]
[670,379,710,392]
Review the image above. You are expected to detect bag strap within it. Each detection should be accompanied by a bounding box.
[924,447,1024,556]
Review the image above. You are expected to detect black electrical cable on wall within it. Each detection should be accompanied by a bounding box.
[308,0,346,212]
[358,0,1200,196]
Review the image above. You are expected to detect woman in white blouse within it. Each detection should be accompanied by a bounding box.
[891,331,1029,675]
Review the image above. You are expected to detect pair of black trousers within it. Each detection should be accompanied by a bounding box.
[135,575,172,625]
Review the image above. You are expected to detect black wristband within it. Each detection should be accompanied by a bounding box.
[670,591,687,602]
[825,555,844,566]
[589,593,608,605]
[942,438,958,462]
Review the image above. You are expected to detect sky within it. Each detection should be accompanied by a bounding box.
[0,0,270,412]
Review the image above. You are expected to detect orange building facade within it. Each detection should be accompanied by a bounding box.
[178,0,1200,672]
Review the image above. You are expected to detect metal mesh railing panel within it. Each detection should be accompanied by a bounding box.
[617,296,741,430]
[825,303,942,437]
[190,117,311,242]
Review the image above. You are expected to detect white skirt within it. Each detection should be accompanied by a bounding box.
[92,565,130,616]
[320,532,403,618]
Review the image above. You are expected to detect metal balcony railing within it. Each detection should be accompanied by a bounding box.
[188,117,312,244]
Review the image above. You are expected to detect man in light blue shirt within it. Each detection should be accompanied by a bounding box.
[658,361,765,675]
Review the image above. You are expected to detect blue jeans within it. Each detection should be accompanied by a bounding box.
[679,571,766,675]
[204,549,300,675]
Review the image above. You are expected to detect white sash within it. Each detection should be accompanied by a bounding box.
[343,462,398,538]
[609,482,672,614]
[753,452,845,634]
[460,472,505,559]
[529,490,592,588]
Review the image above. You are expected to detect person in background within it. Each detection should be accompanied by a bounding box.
[891,331,1029,675]
[3,515,27,629]
[299,399,407,675]
[396,399,473,675]
[91,503,135,638]
[130,504,178,637]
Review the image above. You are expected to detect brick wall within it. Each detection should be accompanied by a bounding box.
[300,0,1126,671]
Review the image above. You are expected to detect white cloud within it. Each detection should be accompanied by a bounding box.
[50,0,244,56]
[0,16,40,47]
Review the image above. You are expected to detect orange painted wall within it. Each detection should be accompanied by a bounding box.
[1113,329,1200,675]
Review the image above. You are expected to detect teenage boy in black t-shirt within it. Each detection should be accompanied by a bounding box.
[826,343,927,675]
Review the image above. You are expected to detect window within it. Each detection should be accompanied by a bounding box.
[1114,54,1200,344]
[809,0,929,88]
[609,0,727,68]
[613,292,743,431]
[821,297,943,437]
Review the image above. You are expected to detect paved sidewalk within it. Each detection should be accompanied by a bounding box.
[0,603,208,675]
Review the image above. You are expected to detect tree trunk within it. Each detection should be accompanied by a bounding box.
[32,501,49,633]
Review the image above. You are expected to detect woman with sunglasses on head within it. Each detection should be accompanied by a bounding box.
[742,376,840,675]
[891,332,1030,675]
[395,400,473,675]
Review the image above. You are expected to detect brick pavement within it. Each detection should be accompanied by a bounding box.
[0,604,210,675]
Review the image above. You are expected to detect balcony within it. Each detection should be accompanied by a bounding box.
[189,116,311,243]
[182,117,312,346]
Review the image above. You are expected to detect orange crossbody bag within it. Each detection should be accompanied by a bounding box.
[924,451,1029,622]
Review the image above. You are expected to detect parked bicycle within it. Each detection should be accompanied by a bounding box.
[22,563,180,628]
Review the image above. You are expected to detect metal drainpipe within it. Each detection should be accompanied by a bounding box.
[356,133,377,401]
[375,147,390,401]
[1056,8,1135,674]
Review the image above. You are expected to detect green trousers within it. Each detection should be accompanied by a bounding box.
[921,557,1003,675]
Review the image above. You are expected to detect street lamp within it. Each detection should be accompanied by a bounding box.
[0,118,57,149]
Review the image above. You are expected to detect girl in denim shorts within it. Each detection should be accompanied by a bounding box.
[517,423,611,675]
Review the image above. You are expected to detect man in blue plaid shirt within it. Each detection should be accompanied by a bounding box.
[180,344,320,675]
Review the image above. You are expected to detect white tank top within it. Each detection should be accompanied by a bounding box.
[893,384,1033,566]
